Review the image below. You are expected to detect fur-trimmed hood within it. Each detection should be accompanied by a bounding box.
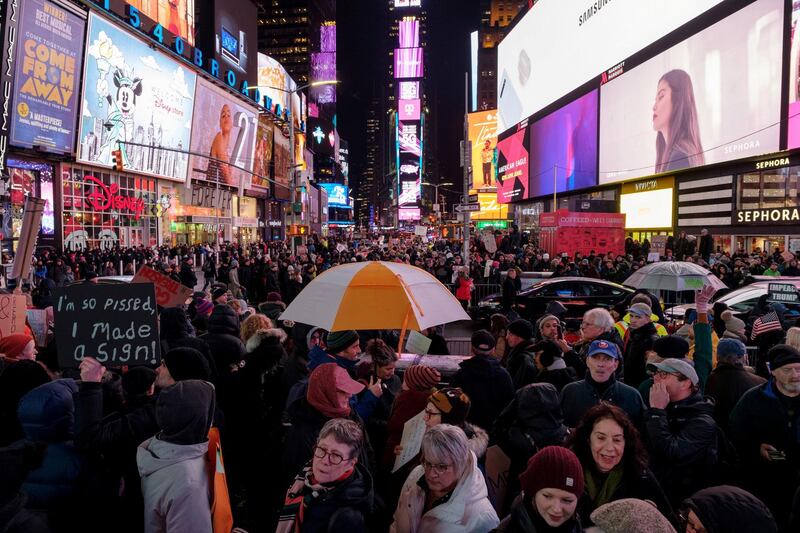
[464,422,489,459]
[246,328,288,353]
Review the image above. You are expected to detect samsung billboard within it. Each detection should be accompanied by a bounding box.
[497,0,724,132]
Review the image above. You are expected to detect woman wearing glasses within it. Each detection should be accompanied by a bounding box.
[390,424,499,533]
[277,419,374,533]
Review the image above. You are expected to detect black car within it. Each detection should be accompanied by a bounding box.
[475,277,634,329]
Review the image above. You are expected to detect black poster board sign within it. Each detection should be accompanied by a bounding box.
[767,283,800,304]
[53,283,161,367]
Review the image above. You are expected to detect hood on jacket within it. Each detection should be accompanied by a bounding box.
[207,304,240,336]
[246,328,288,353]
[17,379,78,443]
[136,435,208,478]
[418,451,491,524]
[515,382,567,429]
[463,423,489,459]
[156,380,215,445]
[159,307,195,340]
[683,485,777,533]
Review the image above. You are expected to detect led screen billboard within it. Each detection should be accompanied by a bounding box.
[187,79,259,189]
[78,14,197,182]
[132,0,196,45]
[11,0,85,154]
[496,125,529,204]
[399,81,420,99]
[272,123,291,201]
[320,183,350,209]
[395,48,423,79]
[251,115,273,190]
[399,18,420,48]
[212,0,258,84]
[497,0,724,131]
[529,89,597,197]
[467,110,498,192]
[257,53,305,130]
[399,99,421,121]
[399,121,421,156]
[620,188,674,229]
[788,3,800,148]
[599,0,783,184]
[308,117,336,157]
[398,207,421,221]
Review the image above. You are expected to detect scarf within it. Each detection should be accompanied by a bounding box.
[584,465,624,509]
[547,358,567,371]
[276,462,354,533]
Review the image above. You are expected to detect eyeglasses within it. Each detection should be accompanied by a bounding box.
[423,408,442,419]
[653,370,685,381]
[313,446,349,465]
[421,459,452,475]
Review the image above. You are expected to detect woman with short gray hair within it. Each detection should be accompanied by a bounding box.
[390,424,499,533]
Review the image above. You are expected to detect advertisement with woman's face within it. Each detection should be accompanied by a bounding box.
[599,0,783,184]
[188,79,259,189]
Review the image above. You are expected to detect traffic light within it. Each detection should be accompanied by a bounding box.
[111,149,124,172]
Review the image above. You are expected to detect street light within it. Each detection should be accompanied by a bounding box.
[421,181,454,216]
[247,80,339,252]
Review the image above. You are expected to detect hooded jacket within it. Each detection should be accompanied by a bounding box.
[390,451,499,533]
[160,308,216,380]
[506,340,539,391]
[623,321,659,387]
[200,305,246,372]
[683,485,777,533]
[644,391,718,504]
[136,380,215,533]
[451,354,515,431]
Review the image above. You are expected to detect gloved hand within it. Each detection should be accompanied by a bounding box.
[695,284,717,315]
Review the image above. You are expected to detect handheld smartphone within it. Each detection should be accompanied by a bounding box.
[768,450,787,461]
[557,324,564,340]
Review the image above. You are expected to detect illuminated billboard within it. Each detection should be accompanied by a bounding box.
[599,0,782,184]
[399,18,420,48]
[320,183,351,209]
[788,3,800,148]
[467,110,498,193]
[498,0,724,131]
[472,192,508,221]
[399,121,421,156]
[395,48,424,79]
[496,125,529,204]
[395,0,422,7]
[619,178,674,229]
[257,53,305,130]
[133,0,196,45]
[398,207,421,221]
[399,81,420,99]
[399,99,421,121]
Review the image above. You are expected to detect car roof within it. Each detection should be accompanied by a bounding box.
[524,276,634,294]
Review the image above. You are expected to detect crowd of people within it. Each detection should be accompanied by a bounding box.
[0,229,799,533]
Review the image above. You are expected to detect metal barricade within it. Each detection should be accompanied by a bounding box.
[444,283,501,307]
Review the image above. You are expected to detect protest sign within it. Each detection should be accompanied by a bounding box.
[405,330,432,355]
[0,294,28,337]
[53,283,161,367]
[26,309,48,347]
[768,283,800,304]
[11,197,45,281]
[414,225,427,237]
[483,232,497,253]
[485,445,512,512]
[133,265,194,308]
[392,410,426,473]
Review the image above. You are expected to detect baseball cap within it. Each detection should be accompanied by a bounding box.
[586,339,621,360]
[647,358,699,386]
[628,302,652,318]
[471,329,496,353]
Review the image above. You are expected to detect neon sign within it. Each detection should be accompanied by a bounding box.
[84,175,145,220]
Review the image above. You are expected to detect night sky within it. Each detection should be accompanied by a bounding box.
[337,0,483,205]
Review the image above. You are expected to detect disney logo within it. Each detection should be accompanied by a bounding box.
[84,176,145,220]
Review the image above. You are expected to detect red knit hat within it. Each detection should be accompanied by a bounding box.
[403,365,441,391]
[519,446,584,499]
[0,334,34,361]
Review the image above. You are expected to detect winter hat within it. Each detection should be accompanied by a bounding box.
[156,380,216,445]
[212,287,227,301]
[163,347,211,382]
[628,302,652,318]
[471,329,496,354]
[0,334,34,361]
[768,344,800,371]
[519,446,584,499]
[537,314,559,333]
[266,291,282,302]
[307,363,364,418]
[532,339,563,368]
[652,335,690,360]
[403,365,441,391]
[326,330,360,354]
[428,387,471,426]
[306,327,327,350]
[507,319,534,340]
[683,485,778,533]
[631,293,653,307]
[0,360,50,423]
[717,338,747,361]
[590,499,676,533]
[195,298,214,318]
[122,366,156,397]
[721,310,746,336]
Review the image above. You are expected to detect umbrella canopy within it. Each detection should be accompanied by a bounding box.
[623,261,728,291]
[279,261,470,331]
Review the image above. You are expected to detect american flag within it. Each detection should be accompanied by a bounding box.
[751,310,782,340]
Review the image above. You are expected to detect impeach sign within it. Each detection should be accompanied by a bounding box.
[768,283,800,304]
[53,284,161,367]
[133,265,193,308]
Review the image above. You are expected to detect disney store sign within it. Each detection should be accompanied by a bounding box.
[84,175,145,220]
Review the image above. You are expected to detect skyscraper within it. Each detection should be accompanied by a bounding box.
[475,0,527,110]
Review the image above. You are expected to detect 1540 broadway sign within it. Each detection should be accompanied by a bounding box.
[735,207,800,225]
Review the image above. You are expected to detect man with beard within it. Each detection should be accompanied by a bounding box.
[729,344,800,529]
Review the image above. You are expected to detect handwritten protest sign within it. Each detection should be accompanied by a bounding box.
[53,284,161,367]
[0,294,28,338]
[485,445,512,512]
[392,410,427,473]
[26,309,48,347]
[133,265,193,308]
[405,330,432,356]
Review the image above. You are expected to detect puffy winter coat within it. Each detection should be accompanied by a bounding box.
[390,451,499,533]
[505,340,539,391]
[622,322,659,387]
[136,437,211,533]
[683,485,777,533]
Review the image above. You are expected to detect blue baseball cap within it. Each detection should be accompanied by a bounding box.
[587,339,621,360]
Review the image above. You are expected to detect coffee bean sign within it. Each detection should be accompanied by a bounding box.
[53,283,161,367]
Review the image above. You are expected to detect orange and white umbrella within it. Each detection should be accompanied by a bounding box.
[279,261,470,332]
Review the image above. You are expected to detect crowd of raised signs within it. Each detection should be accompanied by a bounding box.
[0,230,798,533]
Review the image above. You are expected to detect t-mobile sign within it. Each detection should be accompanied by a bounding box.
[399,99,421,120]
